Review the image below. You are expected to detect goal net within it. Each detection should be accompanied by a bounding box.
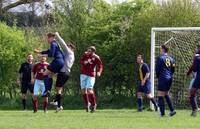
[151,27,200,108]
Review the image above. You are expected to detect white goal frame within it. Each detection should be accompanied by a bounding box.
[150,27,200,109]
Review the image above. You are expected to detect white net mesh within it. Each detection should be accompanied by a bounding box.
[153,29,200,108]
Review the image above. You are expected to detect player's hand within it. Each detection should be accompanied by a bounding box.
[84,61,88,65]
[34,49,40,54]
[97,72,101,77]
[17,79,21,86]
[31,79,35,85]
[141,80,145,86]
[55,32,59,36]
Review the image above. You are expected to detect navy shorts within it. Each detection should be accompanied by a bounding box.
[157,78,172,91]
[56,72,69,87]
[137,81,151,94]
[21,82,33,94]
[47,59,64,73]
[192,78,200,89]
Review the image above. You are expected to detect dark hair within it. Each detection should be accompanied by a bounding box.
[27,53,32,56]
[161,44,169,53]
[47,32,55,37]
[88,46,96,52]
[196,44,200,54]
[137,54,143,59]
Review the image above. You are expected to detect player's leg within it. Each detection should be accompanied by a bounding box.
[80,74,89,112]
[43,69,53,96]
[87,76,96,113]
[157,91,165,116]
[33,80,40,113]
[41,80,48,113]
[165,91,176,116]
[54,72,69,112]
[21,83,28,110]
[137,91,143,112]
[145,82,158,111]
[190,87,198,116]
[146,93,158,111]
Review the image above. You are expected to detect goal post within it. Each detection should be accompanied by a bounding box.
[150,27,200,109]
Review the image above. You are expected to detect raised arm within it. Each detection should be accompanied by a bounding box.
[55,32,71,54]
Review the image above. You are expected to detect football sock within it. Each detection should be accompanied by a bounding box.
[150,98,158,108]
[158,96,165,116]
[82,94,89,107]
[56,94,62,108]
[137,98,143,110]
[165,95,174,112]
[190,94,198,111]
[22,99,26,110]
[88,93,96,106]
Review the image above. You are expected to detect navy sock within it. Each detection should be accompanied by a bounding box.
[22,99,26,110]
[165,95,174,112]
[158,96,165,116]
[44,75,53,92]
[56,94,61,108]
[150,98,157,108]
[137,98,143,110]
[190,94,198,111]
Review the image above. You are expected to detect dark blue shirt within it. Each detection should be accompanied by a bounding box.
[156,53,175,80]
[192,55,200,79]
[19,62,33,83]
[41,40,64,60]
[138,63,150,82]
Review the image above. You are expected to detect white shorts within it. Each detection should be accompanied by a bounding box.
[34,79,45,96]
[80,74,95,89]
[189,73,197,90]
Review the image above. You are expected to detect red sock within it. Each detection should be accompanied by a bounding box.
[33,99,38,111]
[43,101,48,111]
[89,93,96,106]
[82,94,88,106]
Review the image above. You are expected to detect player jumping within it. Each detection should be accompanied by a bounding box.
[34,33,65,97]
[32,56,49,113]
[51,32,75,112]
[136,54,158,112]
[80,46,103,113]
[156,45,176,117]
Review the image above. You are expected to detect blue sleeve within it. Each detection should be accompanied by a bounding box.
[41,42,57,57]
[193,57,197,72]
[156,56,162,78]
[142,63,150,74]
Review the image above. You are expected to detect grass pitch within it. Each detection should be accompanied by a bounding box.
[0,109,198,129]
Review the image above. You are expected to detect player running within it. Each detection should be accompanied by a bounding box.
[136,54,158,112]
[34,33,65,97]
[17,53,34,110]
[32,56,49,113]
[189,45,200,116]
[80,46,103,113]
[156,45,176,117]
[51,32,75,112]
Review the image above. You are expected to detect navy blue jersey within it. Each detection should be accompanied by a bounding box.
[192,55,200,79]
[156,53,175,80]
[138,63,150,82]
[41,40,64,60]
[19,62,33,83]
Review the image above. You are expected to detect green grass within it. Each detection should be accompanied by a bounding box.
[0,109,199,129]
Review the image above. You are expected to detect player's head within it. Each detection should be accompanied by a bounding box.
[160,44,169,54]
[86,46,96,55]
[137,54,144,64]
[27,53,33,63]
[195,44,200,54]
[47,32,55,43]
[40,56,47,63]
[67,43,76,52]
